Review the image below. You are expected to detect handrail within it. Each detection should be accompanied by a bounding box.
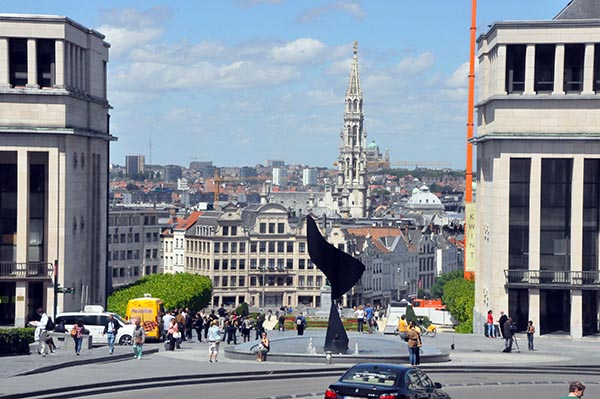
[504,269,600,288]
[0,262,53,279]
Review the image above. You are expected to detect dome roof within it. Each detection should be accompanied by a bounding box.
[405,185,444,211]
[367,140,379,150]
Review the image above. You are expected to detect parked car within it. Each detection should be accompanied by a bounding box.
[55,305,135,346]
[324,363,451,399]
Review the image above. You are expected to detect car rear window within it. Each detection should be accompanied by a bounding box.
[341,368,400,387]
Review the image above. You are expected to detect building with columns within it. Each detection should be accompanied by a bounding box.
[473,0,600,338]
[0,15,112,326]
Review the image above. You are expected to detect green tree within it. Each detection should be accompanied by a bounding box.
[442,278,474,333]
[107,273,212,317]
[404,305,418,324]
[430,269,464,299]
[235,302,249,316]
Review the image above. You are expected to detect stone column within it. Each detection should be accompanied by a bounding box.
[26,39,38,88]
[54,39,65,88]
[47,149,61,314]
[553,44,565,95]
[0,38,10,87]
[571,290,583,338]
[582,43,595,95]
[571,157,584,273]
[15,281,28,328]
[524,44,536,95]
[529,157,541,273]
[495,44,507,95]
[16,150,29,264]
[528,288,540,336]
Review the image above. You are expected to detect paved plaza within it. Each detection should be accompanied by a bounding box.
[1,328,600,398]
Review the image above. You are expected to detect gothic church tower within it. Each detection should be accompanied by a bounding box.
[336,42,368,218]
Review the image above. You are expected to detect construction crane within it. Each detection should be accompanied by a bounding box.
[212,171,269,204]
[367,161,453,170]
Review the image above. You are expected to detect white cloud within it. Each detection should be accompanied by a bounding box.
[270,38,326,64]
[395,52,435,75]
[97,7,169,57]
[297,2,365,23]
[445,62,469,88]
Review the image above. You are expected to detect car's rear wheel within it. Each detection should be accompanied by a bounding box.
[119,335,132,346]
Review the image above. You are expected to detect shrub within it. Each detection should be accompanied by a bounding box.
[405,305,418,324]
[235,302,249,316]
[0,328,35,355]
[107,273,212,316]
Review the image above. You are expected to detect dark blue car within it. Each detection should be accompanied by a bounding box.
[324,363,451,399]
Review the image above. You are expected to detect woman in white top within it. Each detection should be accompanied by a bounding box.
[354,305,365,334]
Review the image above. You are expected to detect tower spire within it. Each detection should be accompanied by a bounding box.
[347,41,362,97]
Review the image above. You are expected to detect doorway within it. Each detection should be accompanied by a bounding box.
[540,289,570,334]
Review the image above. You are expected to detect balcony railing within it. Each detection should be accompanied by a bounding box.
[505,269,600,289]
[0,262,53,280]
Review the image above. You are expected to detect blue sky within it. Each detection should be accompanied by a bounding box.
[4,0,568,169]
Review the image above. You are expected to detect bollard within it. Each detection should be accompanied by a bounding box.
[326,351,333,364]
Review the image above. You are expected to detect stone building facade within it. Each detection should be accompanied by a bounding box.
[0,14,112,326]
[474,0,600,337]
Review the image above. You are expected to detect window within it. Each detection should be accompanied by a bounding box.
[214,243,220,253]
[268,259,275,269]
[134,233,140,242]
[277,241,284,252]
[534,44,555,92]
[259,242,266,252]
[250,242,257,253]
[299,276,305,286]
[231,242,237,253]
[222,277,228,287]
[239,259,245,270]
[259,223,266,233]
[239,242,246,253]
[231,226,237,236]
[316,276,323,287]
[286,276,294,286]
[287,242,294,253]
[231,259,237,270]
[239,276,245,286]
[214,260,220,271]
[250,276,257,286]
[594,44,600,92]
[223,242,229,253]
[9,39,27,87]
[146,233,151,242]
[505,45,526,93]
[299,259,305,269]
[307,276,313,287]
[134,250,140,260]
[286,259,293,269]
[214,276,220,287]
[222,226,229,236]
[222,259,228,270]
[268,223,275,234]
[250,259,257,269]
[278,223,284,234]
[277,259,284,270]
[268,242,275,253]
[259,259,266,268]
[307,260,314,269]
[564,44,585,93]
[120,234,126,243]
[299,242,306,253]
[107,235,112,244]
[152,249,158,259]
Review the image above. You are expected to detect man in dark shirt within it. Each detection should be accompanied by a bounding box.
[498,311,508,339]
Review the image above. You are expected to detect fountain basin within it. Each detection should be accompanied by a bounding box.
[224,333,450,364]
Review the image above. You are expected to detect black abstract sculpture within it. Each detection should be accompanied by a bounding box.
[306,215,365,353]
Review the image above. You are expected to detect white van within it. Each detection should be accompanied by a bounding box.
[55,305,136,346]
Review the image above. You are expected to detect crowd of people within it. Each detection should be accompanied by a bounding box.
[352,303,385,334]
[486,309,536,352]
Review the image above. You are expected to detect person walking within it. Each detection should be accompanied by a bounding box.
[278,313,286,332]
[498,311,508,339]
[207,320,221,363]
[295,313,306,336]
[256,331,270,362]
[354,305,365,334]
[406,322,420,366]
[103,314,120,354]
[132,318,145,360]
[167,318,179,351]
[72,319,85,356]
[30,307,50,357]
[192,312,204,342]
[560,381,586,398]
[526,320,535,351]
[486,310,495,338]
[502,317,514,352]
[365,303,374,334]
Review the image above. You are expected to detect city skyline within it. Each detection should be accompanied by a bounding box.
[4,0,567,168]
